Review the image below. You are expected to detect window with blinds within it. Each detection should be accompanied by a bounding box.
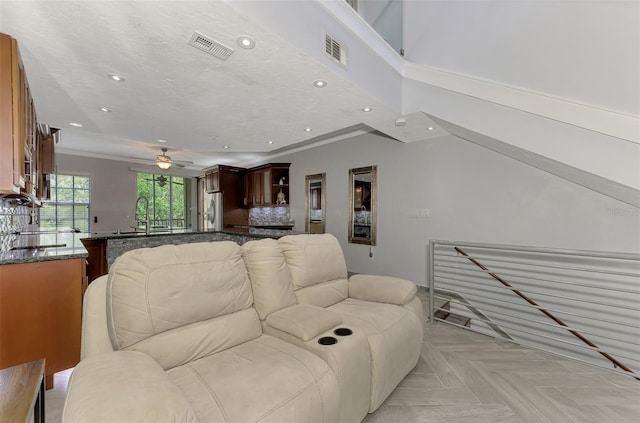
[39,175,90,233]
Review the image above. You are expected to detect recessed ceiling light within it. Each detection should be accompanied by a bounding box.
[313,80,327,88]
[157,139,167,143]
[304,128,312,132]
[99,107,112,113]
[223,145,230,149]
[237,36,255,49]
[69,122,83,127]
[108,73,125,82]
[267,140,274,145]
[362,107,372,112]
[427,127,434,131]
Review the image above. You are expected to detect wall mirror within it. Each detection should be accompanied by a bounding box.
[305,173,326,234]
[348,165,377,245]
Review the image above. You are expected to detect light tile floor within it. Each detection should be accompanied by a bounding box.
[46,290,639,422]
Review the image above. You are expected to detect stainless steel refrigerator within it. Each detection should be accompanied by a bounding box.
[203,191,224,231]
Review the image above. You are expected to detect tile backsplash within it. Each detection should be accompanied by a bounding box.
[0,199,30,252]
[249,207,292,226]
[310,209,323,221]
[353,210,371,224]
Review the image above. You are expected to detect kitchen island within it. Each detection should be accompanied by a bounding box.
[81,227,302,282]
[0,233,87,389]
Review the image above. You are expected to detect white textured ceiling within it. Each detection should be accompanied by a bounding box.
[0,0,444,173]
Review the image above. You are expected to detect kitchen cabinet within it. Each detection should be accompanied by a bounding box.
[0,33,56,203]
[204,171,219,193]
[81,238,107,283]
[246,167,271,206]
[36,126,58,201]
[245,163,289,207]
[0,258,86,389]
[270,165,289,205]
[202,165,248,227]
[0,33,26,195]
[201,163,290,211]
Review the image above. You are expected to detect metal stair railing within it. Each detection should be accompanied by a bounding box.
[428,240,640,378]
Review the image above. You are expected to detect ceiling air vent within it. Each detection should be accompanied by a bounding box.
[324,33,347,67]
[188,31,234,61]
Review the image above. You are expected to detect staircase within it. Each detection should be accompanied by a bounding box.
[433,297,471,328]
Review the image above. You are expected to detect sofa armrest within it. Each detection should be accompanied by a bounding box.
[81,275,114,360]
[63,351,198,423]
[266,304,342,342]
[348,274,417,305]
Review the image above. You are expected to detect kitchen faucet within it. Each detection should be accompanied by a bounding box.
[135,196,150,235]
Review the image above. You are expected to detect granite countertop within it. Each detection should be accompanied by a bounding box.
[83,227,302,241]
[224,227,303,237]
[85,228,195,240]
[0,233,88,265]
[0,227,304,266]
[232,224,295,229]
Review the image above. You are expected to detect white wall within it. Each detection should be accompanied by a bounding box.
[403,0,640,115]
[403,79,640,192]
[278,132,640,286]
[355,0,403,53]
[56,153,138,233]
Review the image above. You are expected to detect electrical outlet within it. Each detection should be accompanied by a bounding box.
[404,208,420,218]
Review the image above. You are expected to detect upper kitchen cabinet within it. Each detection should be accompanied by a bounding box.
[245,163,290,207]
[202,165,247,226]
[37,125,59,201]
[203,165,244,205]
[0,33,27,195]
[0,33,57,204]
[245,167,270,207]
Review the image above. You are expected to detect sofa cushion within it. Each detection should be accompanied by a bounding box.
[266,304,342,342]
[107,241,257,355]
[294,279,349,308]
[63,351,198,423]
[125,308,262,370]
[167,334,340,423]
[279,234,348,290]
[242,238,296,320]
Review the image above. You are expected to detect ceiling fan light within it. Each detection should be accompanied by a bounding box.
[156,160,172,170]
[156,149,173,170]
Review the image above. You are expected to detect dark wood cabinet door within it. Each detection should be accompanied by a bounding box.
[205,171,219,193]
[81,239,108,282]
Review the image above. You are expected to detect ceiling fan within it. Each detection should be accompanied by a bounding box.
[126,147,195,170]
[156,147,175,170]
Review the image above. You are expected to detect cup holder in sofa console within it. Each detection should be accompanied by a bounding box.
[318,336,338,345]
[333,328,353,336]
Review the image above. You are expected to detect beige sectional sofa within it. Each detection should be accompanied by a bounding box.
[63,234,423,423]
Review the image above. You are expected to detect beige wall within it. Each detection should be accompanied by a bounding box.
[56,154,199,234]
[56,154,138,234]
